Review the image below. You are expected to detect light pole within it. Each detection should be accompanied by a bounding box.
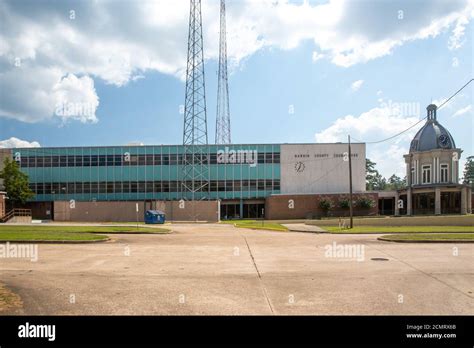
[348,135,354,229]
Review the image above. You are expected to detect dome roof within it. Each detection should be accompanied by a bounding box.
[409,104,456,153]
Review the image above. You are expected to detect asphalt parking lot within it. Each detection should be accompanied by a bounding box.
[1,223,473,315]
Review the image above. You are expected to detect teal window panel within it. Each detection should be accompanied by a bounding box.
[169,192,180,200]
[273,164,281,177]
[209,165,219,180]
[249,166,258,179]
[121,167,131,181]
[89,167,99,181]
[145,166,155,180]
[98,167,107,181]
[168,165,179,179]
[50,168,62,182]
[136,166,147,180]
[129,166,139,181]
[153,166,162,180]
[168,146,179,155]
[233,165,242,180]
[160,166,170,180]
[106,167,115,181]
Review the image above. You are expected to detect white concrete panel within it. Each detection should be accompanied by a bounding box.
[280,144,366,194]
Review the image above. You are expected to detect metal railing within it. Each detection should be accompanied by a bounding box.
[0,209,32,223]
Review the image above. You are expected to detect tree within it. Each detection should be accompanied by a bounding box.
[387,174,406,190]
[0,157,34,207]
[366,159,386,190]
[462,156,474,188]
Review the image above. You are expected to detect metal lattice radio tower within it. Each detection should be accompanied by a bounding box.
[181,0,210,200]
[215,0,231,144]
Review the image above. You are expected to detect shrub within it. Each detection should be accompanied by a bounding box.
[356,197,375,209]
[338,198,350,209]
[319,198,333,211]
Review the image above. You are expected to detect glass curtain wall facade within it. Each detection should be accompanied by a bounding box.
[14,144,281,202]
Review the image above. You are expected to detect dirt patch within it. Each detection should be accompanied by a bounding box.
[0,283,23,313]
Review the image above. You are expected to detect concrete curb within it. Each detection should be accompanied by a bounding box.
[230,223,289,232]
[285,228,329,234]
[96,230,172,235]
[377,237,474,243]
[0,237,110,244]
[328,231,474,235]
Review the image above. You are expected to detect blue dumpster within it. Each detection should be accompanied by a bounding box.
[144,210,166,224]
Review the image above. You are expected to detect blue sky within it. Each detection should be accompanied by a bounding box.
[0,0,472,177]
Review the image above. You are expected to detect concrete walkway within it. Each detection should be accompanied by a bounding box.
[282,223,327,233]
[1,223,473,315]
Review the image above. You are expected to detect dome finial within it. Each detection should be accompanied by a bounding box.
[427,104,437,121]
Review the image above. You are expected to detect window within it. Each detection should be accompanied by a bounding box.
[411,167,415,185]
[169,154,178,165]
[273,153,280,163]
[422,165,431,184]
[440,164,448,183]
[265,153,273,163]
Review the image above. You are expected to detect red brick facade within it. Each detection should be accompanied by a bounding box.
[265,192,379,220]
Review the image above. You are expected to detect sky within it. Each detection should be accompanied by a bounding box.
[0,0,473,178]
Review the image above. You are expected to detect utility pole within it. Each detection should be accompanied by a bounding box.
[348,135,354,228]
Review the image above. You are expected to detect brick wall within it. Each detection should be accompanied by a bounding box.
[265,193,379,220]
[53,200,220,222]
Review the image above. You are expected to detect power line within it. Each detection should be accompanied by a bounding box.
[351,78,474,145]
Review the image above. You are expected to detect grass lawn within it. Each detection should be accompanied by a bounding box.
[378,233,474,242]
[0,225,170,242]
[325,226,474,234]
[222,220,288,232]
[0,231,108,242]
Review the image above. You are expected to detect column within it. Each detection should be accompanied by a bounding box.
[467,187,472,214]
[435,187,441,215]
[461,187,467,215]
[394,192,400,216]
[407,188,412,215]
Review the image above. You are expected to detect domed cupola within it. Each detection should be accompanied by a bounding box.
[409,104,456,153]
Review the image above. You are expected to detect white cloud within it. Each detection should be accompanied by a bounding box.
[312,50,325,62]
[452,57,460,67]
[53,74,99,124]
[0,0,473,123]
[0,137,41,148]
[351,79,364,92]
[315,105,421,177]
[448,15,469,50]
[377,90,383,96]
[452,104,472,117]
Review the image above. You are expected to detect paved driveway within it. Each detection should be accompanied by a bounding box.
[1,223,473,315]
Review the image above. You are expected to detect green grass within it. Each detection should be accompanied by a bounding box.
[0,231,108,242]
[325,226,474,234]
[222,220,288,231]
[378,233,474,242]
[0,225,170,242]
[0,225,169,234]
